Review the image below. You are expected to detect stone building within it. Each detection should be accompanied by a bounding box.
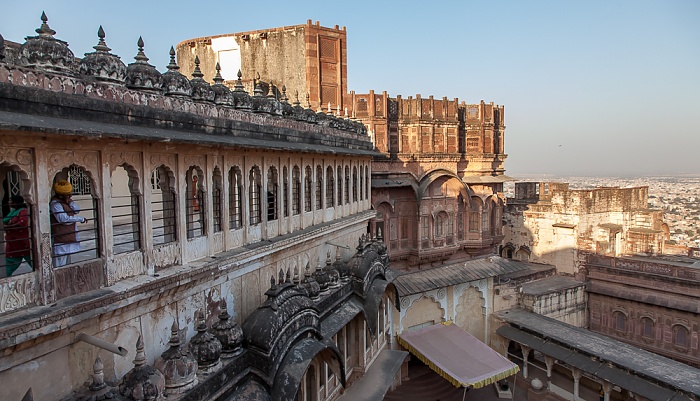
[503,182,669,277]
[0,14,404,401]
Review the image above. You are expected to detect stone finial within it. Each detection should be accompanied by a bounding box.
[210,299,244,358]
[191,55,203,78]
[155,320,198,395]
[278,268,285,285]
[293,90,301,107]
[188,310,222,374]
[90,356,106,391]
[305,93,311,109]
[125,37,163,91]
[79,355,121,401]
[19,11,75,73]
[299,262,320,300]
[253,72,264,97]
[211,62,232,105]
[281,85,289,103]
[161,46,192,98]
[270,275,276,291]
[79,26,127,83]
[189,55,215,102]
[233,70,245,92]
[285,268,291,284]
[267,81,276,98]
[213,62,224,84]
[119,334,166,401]
[292,266,300,285]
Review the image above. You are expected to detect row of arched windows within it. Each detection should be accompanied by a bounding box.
[612,311,691,350]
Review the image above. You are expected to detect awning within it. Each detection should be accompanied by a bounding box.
[397,322,519,389]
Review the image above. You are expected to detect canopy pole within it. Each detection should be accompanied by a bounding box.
[462,386,467,401]
[512,374,517,400]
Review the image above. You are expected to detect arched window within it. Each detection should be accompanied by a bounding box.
[315,165,323,210]
[51,165,100,267]
[336,166,342,207]
[344,166,350,205]
[111,165,141,254]
[151,165,177,245]
[283,166,289,218]
[673,325,690,349]
[359,166,364,201]
[481,204,489,232]
[292,166,301,215]
[326,166,334,208]
[1,168,34,278]
[304,166,312,212]
[352,166,358,202]
[249,166,262,225]
[365,165,369,201]
[613,311,627,333]
[435,212,447,237]
[267,166,278,221]
[212,167,223,233]
[228,166,243,229]
[641,317,654,339]
[186,166,206,239]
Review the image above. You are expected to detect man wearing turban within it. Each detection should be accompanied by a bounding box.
[50,179,87,267]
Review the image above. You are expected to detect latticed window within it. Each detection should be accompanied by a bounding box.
[111,165,141,254]
[212,167,223,233]
[51,165,100,267]
[292,166,301,215]
[283,166,289,217]
[249,167,262,225]
[229,166,242,229]
[152,165,176,245]
[267,166,278,221]
[337,166,343,207]
[305,166,312,212]
[344,166,350,205]
[352,166,358,202]
[365,166,369,201]
[315,165,323,210]
[186,166,206,239]
[359,166,364,201]
[1,170,33,277]
[326,166,334,208]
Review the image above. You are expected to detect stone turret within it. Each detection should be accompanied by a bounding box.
[119,334,166,401]
[155,320,198,396]
[161,46,192,98]
[189,56,215,103]
[79,26,126,83]
[210,63,232,106]
[188,310,222,375]
[209,298,244,358]
[125,37,162,91]
[20,12,75,73]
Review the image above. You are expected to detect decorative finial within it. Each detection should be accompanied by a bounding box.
[326,250,332,265]
[234,69,245,92]
[293,266,300,285]
[36,11,56,37]
[213,62,224,84]
[306,93,311,108]
[92,25,111,52]
[168,319,180,347]
[134,36,149,63]
[281,85,288,103]
[278,268,285,284]
[166,46,179,70]
[192,55,203,78]
[267,80,276,98]
[133,334,146,367]
[89,356,106,391]
[270,275,276,290]
[286,268,291,283]
[293,90,301,107]
[196,309,207,332]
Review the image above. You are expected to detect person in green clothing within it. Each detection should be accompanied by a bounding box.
[3,195,32,276]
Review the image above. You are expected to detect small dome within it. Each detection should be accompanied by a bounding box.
[155,320,198,395]
[20,12,75,73]
[298,263,320,300]
[189,56,214,103]
[231,70,252,109]
[209,298,244,357]
[79,26,126,83]
[210,62,232,106]
[161,46,191,98]
[313,261,330,293]
[188,310,222,374]
[125,37,162,91]
[119,334,166,401]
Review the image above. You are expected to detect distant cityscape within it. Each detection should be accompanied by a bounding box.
[505,175,700,248]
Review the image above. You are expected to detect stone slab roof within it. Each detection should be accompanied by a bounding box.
[394,256,531,296]
[520,275,585,296]
[496,308,700,398]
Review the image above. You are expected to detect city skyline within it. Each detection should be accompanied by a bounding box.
[2,0,698,176]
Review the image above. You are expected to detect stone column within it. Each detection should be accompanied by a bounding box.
[545,355,556,389]
[520,345,531,379]
[603,381,614,401]
[571,367,582,401]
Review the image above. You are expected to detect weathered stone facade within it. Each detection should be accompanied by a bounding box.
[0,14,400,401]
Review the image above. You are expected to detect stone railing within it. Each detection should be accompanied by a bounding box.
[587,254,699,281]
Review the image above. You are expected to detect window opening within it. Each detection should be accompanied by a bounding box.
[111,165,141,254]
[229,166,243,229]
[151,165,177,245]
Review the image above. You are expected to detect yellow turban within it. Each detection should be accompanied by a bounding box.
[53,179,73,195]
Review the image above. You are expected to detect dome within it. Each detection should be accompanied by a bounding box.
[210,62,232,106]
[161,46,191,98]
[209,298,244,357]
[155,320,198,395]
[118,334,166,401]
[79,26,126,83]
[296,263,320,300]
[188,310,222,374]
[125,37,163,92]
[231,70,252,109]
[189,56,214,103]
[19,12,75,73]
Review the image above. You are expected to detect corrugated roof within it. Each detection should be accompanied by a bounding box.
[394,256,530,296]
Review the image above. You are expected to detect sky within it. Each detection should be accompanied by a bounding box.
[2,1,699,177]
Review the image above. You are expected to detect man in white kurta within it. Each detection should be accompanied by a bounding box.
[50,180,87,267]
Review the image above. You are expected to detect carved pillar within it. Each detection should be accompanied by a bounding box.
[571,367,582,401]
[519,345,531,379]
[544,355,556,389]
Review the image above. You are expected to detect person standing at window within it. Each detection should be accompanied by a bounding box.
[3,195,32,276]
[50,180,87,267]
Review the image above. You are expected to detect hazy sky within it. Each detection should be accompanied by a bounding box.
[2,1,699,176]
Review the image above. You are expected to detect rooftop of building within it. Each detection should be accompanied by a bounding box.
[520,275,585,296]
